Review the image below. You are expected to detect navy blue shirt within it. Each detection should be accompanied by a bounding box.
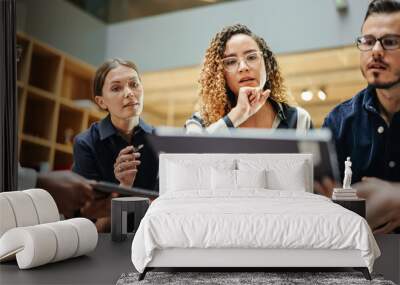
[72,115,158,191]
[323,86,400,183]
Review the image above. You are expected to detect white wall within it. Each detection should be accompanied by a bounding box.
[16,0,369,70]
[106,0,369,72]
[17,0,107,66]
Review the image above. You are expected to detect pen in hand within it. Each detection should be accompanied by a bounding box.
[133,144,144,152]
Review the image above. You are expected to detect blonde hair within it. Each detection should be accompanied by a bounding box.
[198,24,288,126]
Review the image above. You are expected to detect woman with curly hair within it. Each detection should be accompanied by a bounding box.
[185,24,312,133]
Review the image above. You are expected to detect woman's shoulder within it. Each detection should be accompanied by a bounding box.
[294,105,311,120]
[138,118,155,134]
[293,105,312,130]
[185,111,205,127]
[279,102,312,130]
[74,121,101,146]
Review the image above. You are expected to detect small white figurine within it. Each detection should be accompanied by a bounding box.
[342,157,352,189]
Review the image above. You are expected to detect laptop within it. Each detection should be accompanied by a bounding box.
[144,127,340,184]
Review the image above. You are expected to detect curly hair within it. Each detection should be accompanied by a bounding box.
[198,24,288,126]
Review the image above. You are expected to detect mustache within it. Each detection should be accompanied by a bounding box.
[367,59,389,68]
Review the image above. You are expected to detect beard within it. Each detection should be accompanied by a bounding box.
[369,74,400,89]
[361,66,400,89]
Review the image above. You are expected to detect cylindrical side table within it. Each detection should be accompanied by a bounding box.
[111,197,150,242]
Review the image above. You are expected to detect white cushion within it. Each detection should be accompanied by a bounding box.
[211,168,236,190]
[166,159,235,192]
[42,222,79,262]
[1,192,39,227]
[0,196,16,237]
[159,154,312,194]
[0,218,97,269]
[24,189,59,224]
[0,189,60,239]
[67,218,98,257]
[167,162,210,191]
[0,190,97,269]
[238,159,307,191]
[0,226,58,268]
[236,169,267,189]
[211,169,268,191]
[266,165,306,191]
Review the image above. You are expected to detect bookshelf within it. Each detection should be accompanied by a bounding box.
[17,32,106,172]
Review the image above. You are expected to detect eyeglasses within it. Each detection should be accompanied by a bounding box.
[356,35,400,51]
[222,51,263,73]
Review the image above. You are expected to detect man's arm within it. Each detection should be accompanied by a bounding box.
[36,170,94,218]
[355,177,400,234]
[18,163,95,218]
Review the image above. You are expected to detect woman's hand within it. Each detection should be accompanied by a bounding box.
[114,146,141,187]
[228,87,270,127]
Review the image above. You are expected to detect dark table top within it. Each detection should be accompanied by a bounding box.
[1,233,398,285]
[0,234,134,285]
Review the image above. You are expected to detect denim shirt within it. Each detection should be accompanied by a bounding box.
[323,86,400,183]
[72,115,159,191]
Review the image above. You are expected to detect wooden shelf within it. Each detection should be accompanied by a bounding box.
[53,150,73,171]
[88,112,105,128]
[21,134,52,147]
[17,32,107,171]
[17,86,25,123]
[23,91,55,140]
[62,58,93,100]
[27,85,55,100]
[17,34,31,83]
[28,42,61,94]
[19,140,51,172]
[55,143,73,154]
[56,103,84,145]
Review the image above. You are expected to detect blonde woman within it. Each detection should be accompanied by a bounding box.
[185,24,312,133]
[72,59,158,231]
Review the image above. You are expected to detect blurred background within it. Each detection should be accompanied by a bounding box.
[15,0,368,172]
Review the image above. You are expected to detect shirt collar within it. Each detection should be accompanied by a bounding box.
[98,115,117,140]
[137,118,154,134]
[362,85,380,114]
[98,115,153,141]
[269,99,287,122]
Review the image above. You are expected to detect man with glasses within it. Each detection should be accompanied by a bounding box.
[321,0,400,233]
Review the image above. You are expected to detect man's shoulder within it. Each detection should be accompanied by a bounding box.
[324,88,367,125]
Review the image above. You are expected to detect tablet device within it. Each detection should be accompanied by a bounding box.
[93,181,159,199]
[144,127,340,184]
